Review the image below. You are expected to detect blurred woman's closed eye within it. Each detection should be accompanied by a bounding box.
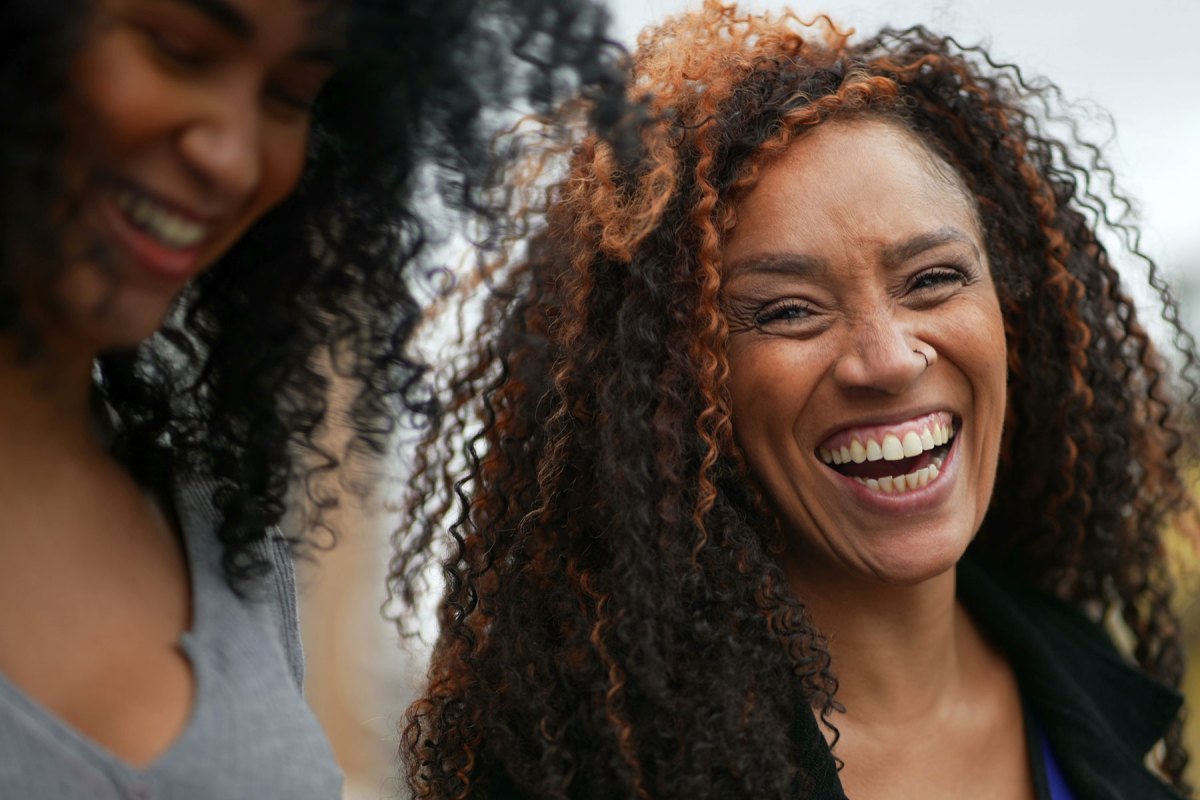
[264,65,335,119]
[265,85,317,116]
[122,0,233,72]
[140,26,212,68]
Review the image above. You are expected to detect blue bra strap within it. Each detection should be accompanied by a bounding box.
[1038,727,1075,800]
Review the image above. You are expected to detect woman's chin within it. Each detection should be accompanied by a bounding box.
[864,551,962,587]
[45,267,181,357]
[857,530,972,587]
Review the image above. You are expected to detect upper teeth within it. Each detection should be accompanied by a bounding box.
[114,188,208,250]
[818,421,955,466]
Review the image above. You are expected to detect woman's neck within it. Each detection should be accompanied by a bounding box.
[794,563,986,726]
[0,335,104,466]
[795,562,1031,800]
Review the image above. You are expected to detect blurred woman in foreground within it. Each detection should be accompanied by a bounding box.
[0,0,630,795]
[396,2,1199,798]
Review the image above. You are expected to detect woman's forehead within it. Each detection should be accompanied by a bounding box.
[723,119,983,264]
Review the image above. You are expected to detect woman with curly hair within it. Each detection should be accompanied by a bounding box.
[395,3,1200,798]
[0,0,632,796]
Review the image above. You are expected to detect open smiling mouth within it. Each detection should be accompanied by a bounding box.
[112,185,209,251]
[816,413,959,495]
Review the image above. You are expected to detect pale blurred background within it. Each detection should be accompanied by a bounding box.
[299,2,1200,797]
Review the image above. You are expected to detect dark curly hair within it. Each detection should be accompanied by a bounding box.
[0,0,635,586]
[393,3,1200,797]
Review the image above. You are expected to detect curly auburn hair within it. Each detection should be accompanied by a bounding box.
[0,0,634,586]
[393,3,1200,797]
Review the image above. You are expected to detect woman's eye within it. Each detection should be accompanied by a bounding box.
[265,86,317,117]
[910,267,968,293]
[755,301,812,326]
[144,28,208,67]
[265,71,333,119]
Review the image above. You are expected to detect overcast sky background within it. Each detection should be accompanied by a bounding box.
[603,0,1200,327]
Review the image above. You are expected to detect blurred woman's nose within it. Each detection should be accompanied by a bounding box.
[832,310,931,395]
[177,89,262,201]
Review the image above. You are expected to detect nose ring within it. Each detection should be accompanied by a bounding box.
[914,348,930,369]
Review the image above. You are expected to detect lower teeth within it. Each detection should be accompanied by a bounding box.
[853,455,945,494]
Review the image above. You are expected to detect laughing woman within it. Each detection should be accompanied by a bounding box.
[0,0,631,796]
[397,3,1200,799]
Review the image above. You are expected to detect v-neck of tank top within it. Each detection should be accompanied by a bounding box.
[0,481,209,779]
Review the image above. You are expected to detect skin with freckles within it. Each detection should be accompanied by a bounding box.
[723,118,1008,592]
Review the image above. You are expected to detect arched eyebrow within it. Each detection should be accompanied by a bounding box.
[881,227,981,267]
[722,252,826,279]
[723,226,980,278]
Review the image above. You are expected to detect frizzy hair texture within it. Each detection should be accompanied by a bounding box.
[0,0,634,586]
[394,3,1199,798]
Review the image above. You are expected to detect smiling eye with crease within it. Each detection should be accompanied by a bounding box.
[905,265,974,304]
[912,268,965,289]
[757,299,812,325]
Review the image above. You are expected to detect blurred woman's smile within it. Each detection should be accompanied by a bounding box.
[96,177,214,278]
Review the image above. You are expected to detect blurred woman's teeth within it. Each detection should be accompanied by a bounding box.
[114,187,207,249]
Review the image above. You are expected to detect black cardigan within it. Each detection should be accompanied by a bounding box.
[794,558,1184,799]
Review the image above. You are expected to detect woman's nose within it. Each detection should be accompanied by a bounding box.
[177,91,262,201]
[832,313,931,395]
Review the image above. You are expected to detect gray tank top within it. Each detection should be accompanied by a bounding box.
[0,475,343,798]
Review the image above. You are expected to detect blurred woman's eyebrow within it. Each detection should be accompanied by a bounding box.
[159,0,344,60]
[163,0,254,39]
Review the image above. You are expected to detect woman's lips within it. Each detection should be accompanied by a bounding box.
[96,182,211,280]
[817,411,958,493]
[817,411,954,466]
[828,430,962,511]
